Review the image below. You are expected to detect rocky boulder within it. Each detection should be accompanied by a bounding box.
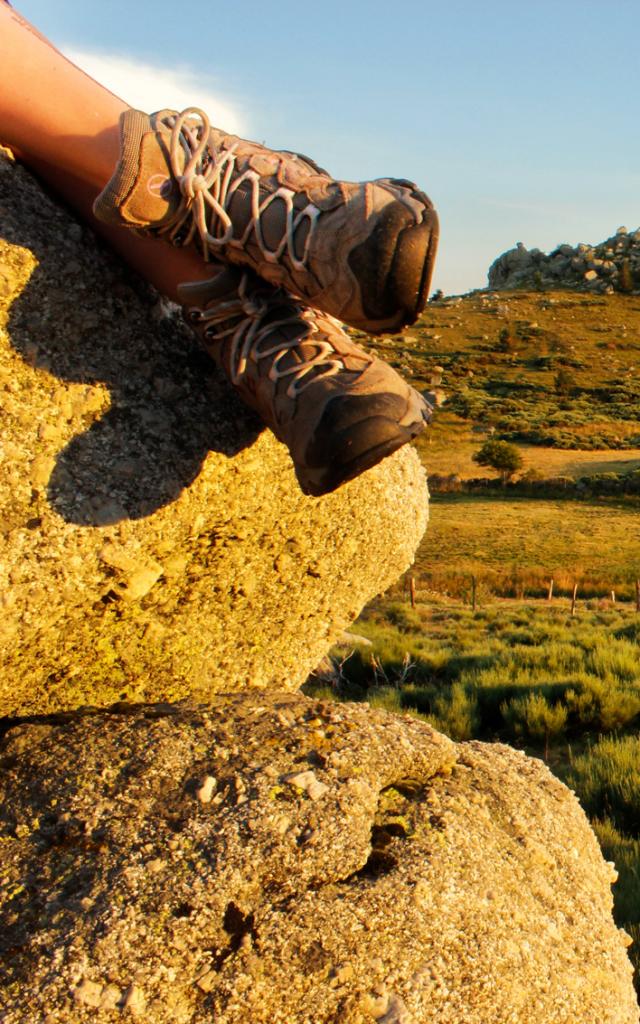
[488,227,640,294]
[0,694,636,1023]
[0,150,428,716]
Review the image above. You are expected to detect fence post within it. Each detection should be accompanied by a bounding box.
[611,589,616,605]
[547,578,554,603]
[471,574,477,612]
[409,575,416,609]
[571,582,578,617]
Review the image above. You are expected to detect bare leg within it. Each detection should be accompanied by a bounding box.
[0,2,212,300]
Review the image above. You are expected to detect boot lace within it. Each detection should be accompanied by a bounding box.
[184,272,364,399]
[163,108,320,271]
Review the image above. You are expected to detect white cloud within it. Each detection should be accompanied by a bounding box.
[62,48,248,137]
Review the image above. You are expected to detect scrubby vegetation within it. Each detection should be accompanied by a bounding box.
[311,600,640,745]
[374,289,640,458]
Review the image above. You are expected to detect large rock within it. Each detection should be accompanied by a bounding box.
[0,694,635,1023]
[487,227,640,294]
[0,151,428,715]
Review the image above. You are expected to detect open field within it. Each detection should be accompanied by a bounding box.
[409,495,640,599]
[420,411,640,480]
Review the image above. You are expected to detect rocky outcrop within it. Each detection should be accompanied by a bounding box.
[488,226,640,294]
[0,150,428,716]
[0,694,636,1024]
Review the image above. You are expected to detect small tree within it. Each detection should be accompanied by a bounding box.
[472,439,523,483]
[554,367,576,396]
[502,693,568,760]
[497,326,515,352]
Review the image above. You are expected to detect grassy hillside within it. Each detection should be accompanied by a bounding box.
[355,288,640,601]
[354,289,640,470]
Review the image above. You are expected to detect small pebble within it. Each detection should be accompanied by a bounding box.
[196,969,217,993]
[274,814,291,835]
[146,858,166,874]
[122,983,146,1016]
[196,775,217,803]
[100,984,122,1010]
[72,979,103,1008]
[284,770,328,801]
[333,962,354,984]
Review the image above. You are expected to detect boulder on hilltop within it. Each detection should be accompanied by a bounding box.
[488,226,640,293]
[0,694,636,1024]
[0,150,428,716]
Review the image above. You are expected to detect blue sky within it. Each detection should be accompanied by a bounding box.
[16,0,640,295]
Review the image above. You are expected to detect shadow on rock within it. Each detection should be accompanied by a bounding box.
[2,160,261,525]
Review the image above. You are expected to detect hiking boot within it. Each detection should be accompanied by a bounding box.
[178,264,432,496]
[94,107,439,335]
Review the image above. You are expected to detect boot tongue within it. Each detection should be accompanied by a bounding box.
[94,110,186,230]
[122,132,184,227]
[226,185,315,262]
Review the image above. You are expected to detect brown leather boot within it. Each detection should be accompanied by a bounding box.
[178,265,432,496]
[94,106,439,335]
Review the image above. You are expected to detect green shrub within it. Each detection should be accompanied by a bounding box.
[588,639,640,684]
[384,601,425,633]
[554,367,577,396]
[496,326,516,352]
[566,735,640,835]
[367,687,403,714]
[501,692,568,756]
[425,682,480,741]
[400,683,437,715]
[564,678,640,732]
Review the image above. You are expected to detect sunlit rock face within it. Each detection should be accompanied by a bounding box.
[0,695,636,1024]
[0,150,428,715]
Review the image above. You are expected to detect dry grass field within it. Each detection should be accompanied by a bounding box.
[412,496,640,599]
